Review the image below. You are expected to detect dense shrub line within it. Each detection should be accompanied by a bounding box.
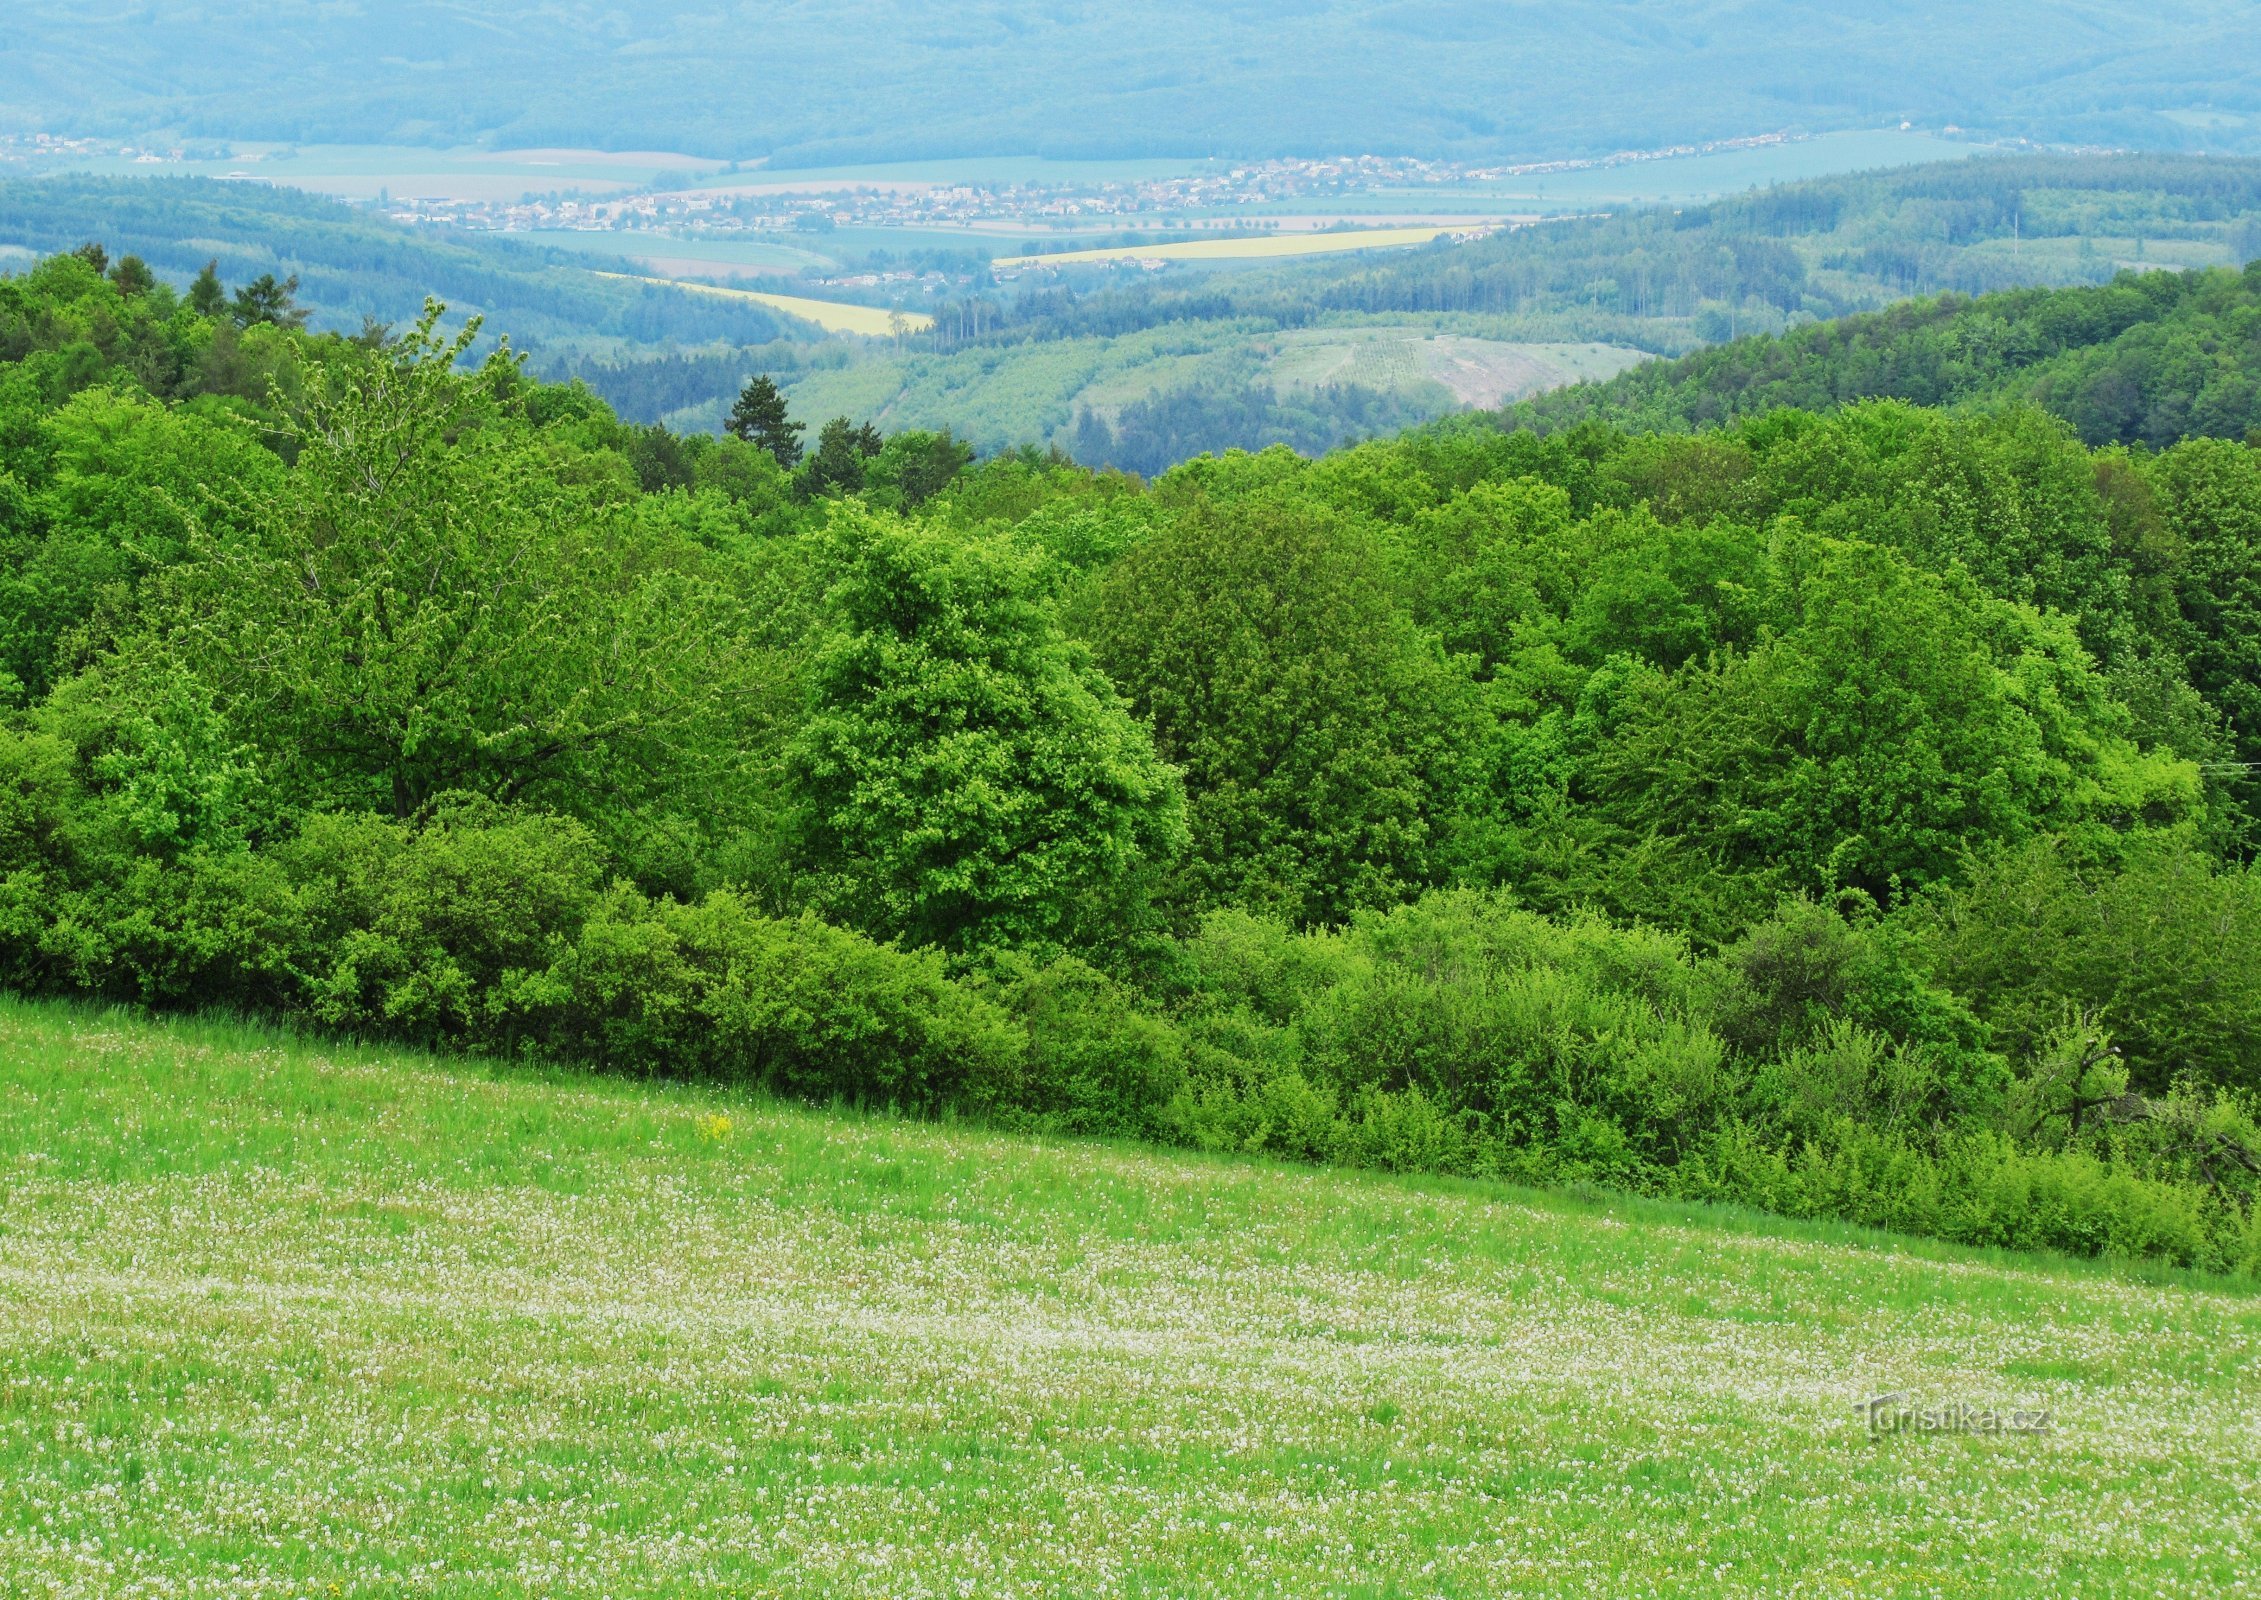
[7,730,2254,1272]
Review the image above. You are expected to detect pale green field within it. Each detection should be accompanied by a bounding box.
[63,132,1979,212]
[1262,328,1649,407]
[0,998,2255,1597]
[65,143,733,202]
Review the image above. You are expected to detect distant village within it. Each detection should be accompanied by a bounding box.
[0,130,1812,243]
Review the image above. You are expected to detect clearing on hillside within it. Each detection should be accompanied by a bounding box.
[1,1000,2255,1597]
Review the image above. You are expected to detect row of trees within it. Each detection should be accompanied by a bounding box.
[721,374,970,502]
[2,246,2258,1275]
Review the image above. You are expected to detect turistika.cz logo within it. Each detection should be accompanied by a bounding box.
[1858,1392,2055,1437]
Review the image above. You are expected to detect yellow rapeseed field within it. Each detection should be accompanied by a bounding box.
[991,225,1494,272]
[597,272,935,336]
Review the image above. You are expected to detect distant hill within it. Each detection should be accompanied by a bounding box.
[1492,258,2261,447]
[0,176,791,350]
[17,159,2261,472]
[1292,154,2261,335]
[1,2,2258,165]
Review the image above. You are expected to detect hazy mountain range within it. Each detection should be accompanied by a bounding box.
[5,2,2259,164]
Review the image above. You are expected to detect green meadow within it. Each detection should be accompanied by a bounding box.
[2,998,2254,1598]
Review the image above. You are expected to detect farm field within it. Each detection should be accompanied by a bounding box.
[0,998,2254,1597]
[994,225,1493,271]
[679,155,1226,192]
[40,130,1987,231]
[595,273,934,336]
[1262,328,1648,407]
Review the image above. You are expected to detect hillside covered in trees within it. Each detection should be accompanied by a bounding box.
[5,247,2261,1277]
[997,155,2261,349]
[10,157,2260,477]
[0,176,792,350]
[1500,258,2261,446]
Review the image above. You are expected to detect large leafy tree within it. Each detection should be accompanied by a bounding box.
[1084,486,1482,926]
[788,508,1184,955]
[0,387,280,700]
[1572,533,2199,932]
[108,308,766,875]
[2150,437,2261,783]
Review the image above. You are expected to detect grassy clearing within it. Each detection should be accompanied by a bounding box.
[1262,329,1648,408]
[751,321,1648,452]
[2,997,2254,1598]
[594,272,934,336]
[992,226,1491,271]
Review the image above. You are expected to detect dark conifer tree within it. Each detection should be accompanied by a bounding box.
[801,416,870,497]
[108,256,157,297]
[726,375,804,467]
[187,261,229,318]
[232,273,309,329]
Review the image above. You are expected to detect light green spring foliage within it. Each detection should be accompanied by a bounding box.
[4,250,2261,1276]
[788,506,1185,955]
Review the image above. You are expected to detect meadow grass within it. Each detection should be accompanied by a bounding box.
[0,996,2255,1597]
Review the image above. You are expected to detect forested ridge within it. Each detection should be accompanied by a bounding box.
[1502,257,2261,446]
[870,155,2261,368]
[7,246,2261,1277]
[0,176,791,349]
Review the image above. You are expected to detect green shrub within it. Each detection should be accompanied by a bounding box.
[279,805,604,1044]
[1910,834,2261,1096]
[531,889,1023,1113]
[987,953,1187,1137]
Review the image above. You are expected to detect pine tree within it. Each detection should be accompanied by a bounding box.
[726,376,804,468]
[801,417,870,498]
[108,256,157,298]
[232,273,308,330]
[188,261,228,319]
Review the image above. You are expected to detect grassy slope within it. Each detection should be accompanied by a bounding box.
[2,998,2256,1598]
[756,321,1649,452]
